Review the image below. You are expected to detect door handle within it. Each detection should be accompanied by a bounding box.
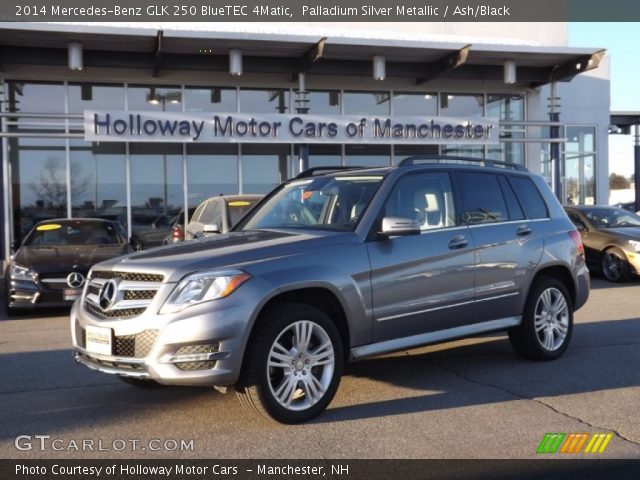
[516,225,532,236]
[448,235,468,249]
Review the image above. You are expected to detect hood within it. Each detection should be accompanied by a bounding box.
[14,244,132,274]
[604,227,640,240]
[95,229,360,282]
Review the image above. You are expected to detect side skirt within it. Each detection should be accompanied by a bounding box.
[350,316,522,360]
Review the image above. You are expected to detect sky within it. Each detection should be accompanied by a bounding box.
[569,23,637,182]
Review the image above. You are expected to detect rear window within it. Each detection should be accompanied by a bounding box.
[458,172,509,224]
[509,176,549,219]
[25,222,125,246]
[226,199,259,227]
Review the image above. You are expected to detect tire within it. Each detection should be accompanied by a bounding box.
[118,376,161,388]
[509,276,573,361]
[601,247,631,283]
[236,303,343,424]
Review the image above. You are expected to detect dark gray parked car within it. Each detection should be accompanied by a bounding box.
[71,157,590,423]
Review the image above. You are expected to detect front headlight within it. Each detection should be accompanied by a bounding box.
[628,240,640,252]
[10,263,38,282]
[159,269,251,314]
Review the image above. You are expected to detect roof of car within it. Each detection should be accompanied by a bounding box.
[34,218,116,225]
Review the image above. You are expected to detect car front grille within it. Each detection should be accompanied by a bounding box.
[83,269,163,319]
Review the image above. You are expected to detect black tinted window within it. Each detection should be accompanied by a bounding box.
[458,173,508,224]
[497,176,525,221]
[25,222,124,246]
[509,176,548,219]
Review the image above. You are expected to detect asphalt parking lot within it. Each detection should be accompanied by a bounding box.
[0,277,638,459]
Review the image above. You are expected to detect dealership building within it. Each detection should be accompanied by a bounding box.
[0,22,610,264]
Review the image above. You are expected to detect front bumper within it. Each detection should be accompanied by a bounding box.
[6,278,79,309]
[70,278,270,387]
[624,249,640,275]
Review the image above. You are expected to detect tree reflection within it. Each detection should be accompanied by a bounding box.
[29,157,89,209]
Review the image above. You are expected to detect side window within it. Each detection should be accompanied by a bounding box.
[199,201,218,224]
[211,202,224,227]
[458,172,509,224]
[497,175,525,221]
[509,176,549,219]
[384,172,457,231]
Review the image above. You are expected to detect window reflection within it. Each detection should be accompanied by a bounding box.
[127,85,182,111]
[393,93,437,115]
[241,144,291,193]
[187,144,239,207]
[185,87,237,112]
[345,145,391,167]
[70,140,126,222]
[306,91,341,114]
[440,93,484,118]
[343,91,390,115]
[239,89,289,113]
[68,84,125,112]
[11,138,67,241]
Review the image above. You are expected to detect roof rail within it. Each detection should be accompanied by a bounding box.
[295,166,367,179]
[398,155,528,172]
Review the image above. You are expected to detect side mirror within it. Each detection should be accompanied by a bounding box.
[202,223,221,235]
[10,239,20,252]
[378,216,421,237]
[129,237,142,251]
[575,221,587,232]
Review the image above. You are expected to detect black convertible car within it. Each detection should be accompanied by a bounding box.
[5,218,133,313]
[565,206,640,282]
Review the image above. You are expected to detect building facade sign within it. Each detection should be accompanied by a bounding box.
[84,111,499,144]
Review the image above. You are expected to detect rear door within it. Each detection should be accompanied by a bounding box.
[456,171,544,324]
[368,171,476,342]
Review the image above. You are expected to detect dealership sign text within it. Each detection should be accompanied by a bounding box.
[84,111,498,144]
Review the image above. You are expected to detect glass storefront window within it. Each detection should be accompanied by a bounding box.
[241,144,291,193]
[345,145,391,167]
[127,85,183,111]
[440,93,484,118]
[70,140,126,222]
[343,91,390,115]
[486,94,524,121]
[6,81,65,114]
[441,145,485,159]
[394,145,438,163]
[185,87,237,112]
[129,143,183,248]
[393,93,437,115]
[239,89,289,113]
[68,84,125,113]
[10,138,67,241]
[565,126,596,205]
[305,90,341,114]
[187,144,239,207]
[307,145,342,168]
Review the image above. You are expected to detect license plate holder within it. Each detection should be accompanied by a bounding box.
[63,288,82,301]
[85,325,113,356]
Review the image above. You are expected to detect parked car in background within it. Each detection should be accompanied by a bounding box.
[565,205,640,282]
[128,211,178,250]
[615,201,640,215]
[5,219,134,314]
[162,208,197,245]
[72,157,589,423]
[185,195,262,239]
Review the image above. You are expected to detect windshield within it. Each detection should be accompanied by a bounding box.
[583,208,640,228]
[239,175,383,232]
[24,222,126,247]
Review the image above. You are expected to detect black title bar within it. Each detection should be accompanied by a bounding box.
[2,0,640,22]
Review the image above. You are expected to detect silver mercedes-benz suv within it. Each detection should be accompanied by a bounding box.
[71,156,590,423]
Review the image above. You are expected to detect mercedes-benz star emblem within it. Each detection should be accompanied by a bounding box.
[98,279,118,312]
[66,272,85,289]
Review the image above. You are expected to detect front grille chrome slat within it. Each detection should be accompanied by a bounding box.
[84,270,164,320]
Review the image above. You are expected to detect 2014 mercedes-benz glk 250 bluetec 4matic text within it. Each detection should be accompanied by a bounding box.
[71,156,590,423]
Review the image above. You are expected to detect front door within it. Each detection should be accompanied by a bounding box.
[367,171,476,342]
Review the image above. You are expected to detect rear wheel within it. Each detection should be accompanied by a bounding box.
[236,303,343,424]
[601,247,631,282]
[509,276,573,361]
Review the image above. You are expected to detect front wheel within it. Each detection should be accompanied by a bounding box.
[509,277,573,361]
[236,303,343,424]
